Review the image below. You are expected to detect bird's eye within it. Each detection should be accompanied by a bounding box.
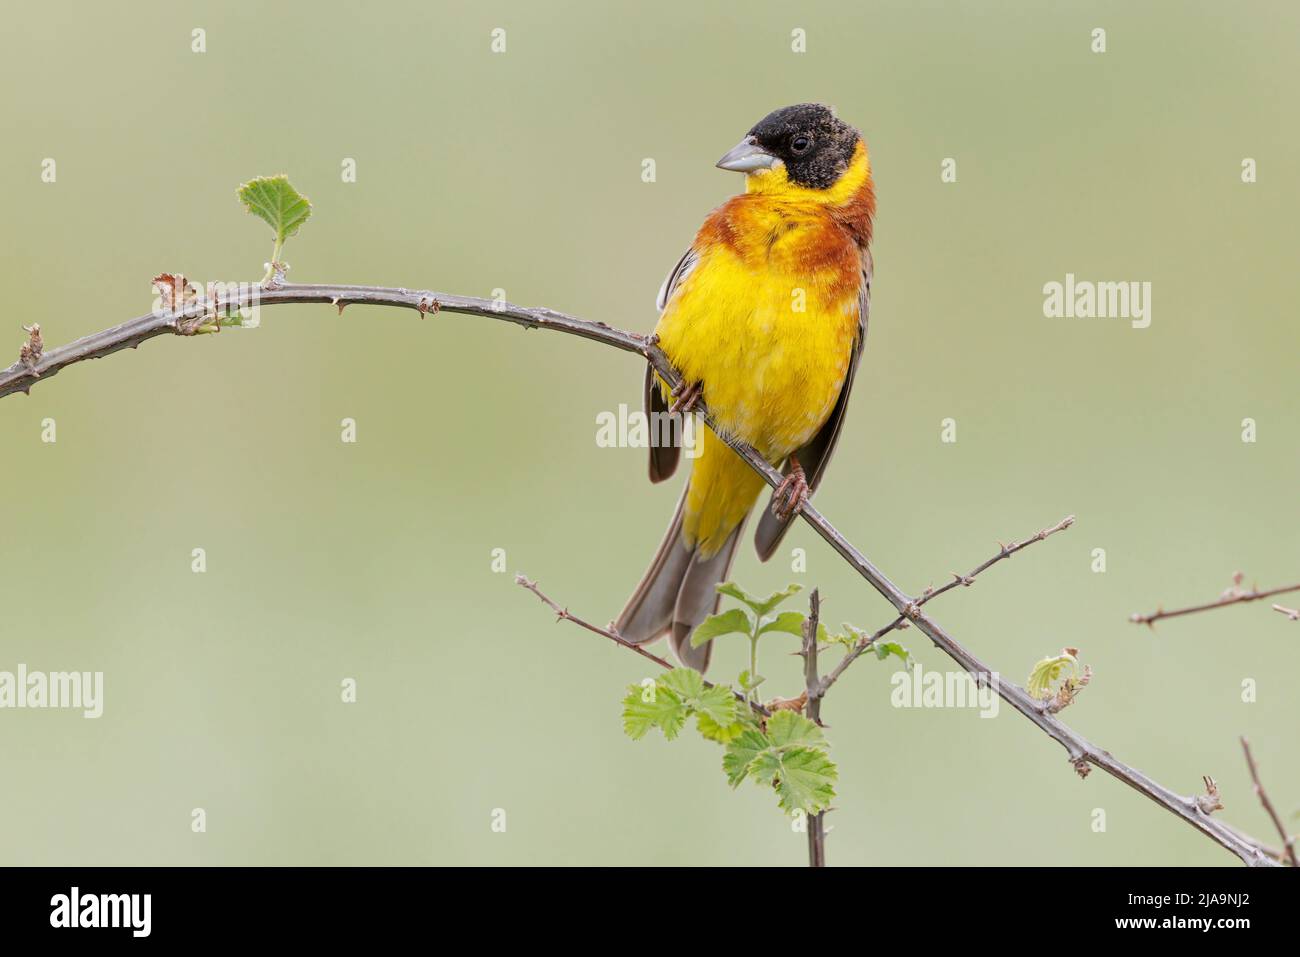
[791,135,811,154]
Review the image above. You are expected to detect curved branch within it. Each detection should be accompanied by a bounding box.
[2,281,1278,866]
[0,283,646,399]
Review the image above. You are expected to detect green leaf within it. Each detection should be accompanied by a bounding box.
[715,582,763,608]
[1027,652,1078,700]
[621,683,687,741]
[625,668,744,747]
[764,709,826,748]
[822,623,911,667]
[722,729,769,787]
[758,610,807,638]
[237,175,312,246]
[873,638,913,670]
[753,583,804,616]
[659,667,706,701]
[751,746,838,814]
[738,669,765,691]
[694,684,738,727]
[690,608,753,648]
[820,623,855,649]
[660,669,736,725]
[696,711,747,744]
[721,711,828,795]
[716,581,802,616]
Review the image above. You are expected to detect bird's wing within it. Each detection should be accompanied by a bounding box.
[656,246,700,313]
[753,251,873,560]
[646,247,700,483]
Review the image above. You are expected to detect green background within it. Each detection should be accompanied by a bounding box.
[1,0,1296,866]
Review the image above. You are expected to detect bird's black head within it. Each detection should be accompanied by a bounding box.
[716,103,861,190]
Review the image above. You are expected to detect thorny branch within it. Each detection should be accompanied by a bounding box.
[1240,736,1298,867]
[817,515,1075,696]
[1130,573,1300,628]
[515,574,769,719]
[2,282,1280,866]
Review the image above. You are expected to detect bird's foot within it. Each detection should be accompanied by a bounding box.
[772,456,810,520]
[669,378,703,415]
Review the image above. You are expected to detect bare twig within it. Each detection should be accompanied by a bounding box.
[1130,575,1300,627]
[818,515,1075,696]
[1273,604,1300,621]
[918,515,1076,608]
[800,589,826,868]
[515,574,769,718]
[515,573,673,670]
[5,282,1278,865]
[1240,736,1298,866]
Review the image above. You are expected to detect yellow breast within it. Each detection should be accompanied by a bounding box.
[655,204,861,462]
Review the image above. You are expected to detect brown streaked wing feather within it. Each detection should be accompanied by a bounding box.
[645,247,700,483]
[646,364,679,483]
[753,254,872,561]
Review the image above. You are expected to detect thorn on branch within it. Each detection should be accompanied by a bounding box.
[1195,776,1224,815]
[18,323,42,375]
[1273,604,1300,621]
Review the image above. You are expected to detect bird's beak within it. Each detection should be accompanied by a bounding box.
[715,136,777,173]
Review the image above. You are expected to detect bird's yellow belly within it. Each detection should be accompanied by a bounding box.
[653,243,859,556]
[656,249,857,462]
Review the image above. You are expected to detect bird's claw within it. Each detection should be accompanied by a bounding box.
[772,457,810,520]
[669,379,703,415]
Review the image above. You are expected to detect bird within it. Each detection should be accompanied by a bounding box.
[615,103,875,672]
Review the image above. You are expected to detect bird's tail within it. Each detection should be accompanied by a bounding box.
[615,483,744,673]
